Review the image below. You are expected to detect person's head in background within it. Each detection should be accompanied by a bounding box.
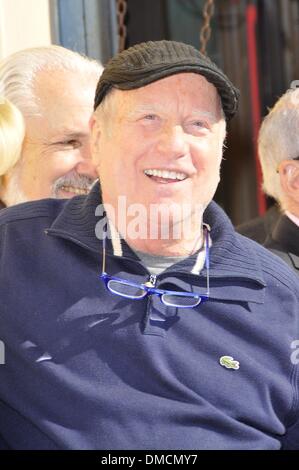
[259,88,299,218]
[0,45,103,207]
[0,98,24,208]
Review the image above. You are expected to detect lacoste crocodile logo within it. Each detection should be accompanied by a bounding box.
[219,355,240,370]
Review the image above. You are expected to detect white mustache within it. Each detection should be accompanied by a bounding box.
[52,174,95,196]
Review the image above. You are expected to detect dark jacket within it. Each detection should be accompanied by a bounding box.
[0,182,299,450]
[264,214,299,274]
[236,205,280,244]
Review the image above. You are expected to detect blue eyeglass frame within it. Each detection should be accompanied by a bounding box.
[100,225,210,308]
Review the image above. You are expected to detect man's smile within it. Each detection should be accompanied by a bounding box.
[59,186,90,196]
[143,168,189,184]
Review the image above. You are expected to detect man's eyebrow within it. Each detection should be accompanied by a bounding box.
[50,131,87,141]
[127,106,217,121]
[188,110,217,120]
[126,104,164,117]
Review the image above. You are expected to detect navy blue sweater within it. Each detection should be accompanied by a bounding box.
[0,182,299,449]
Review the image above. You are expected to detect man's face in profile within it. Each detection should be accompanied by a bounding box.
[92,73,226,229]
[2,69,99,205]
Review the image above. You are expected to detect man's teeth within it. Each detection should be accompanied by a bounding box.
[144,169,187,180]
[61,186,89,195]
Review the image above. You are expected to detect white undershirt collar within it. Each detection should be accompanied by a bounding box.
[285,211,299,227]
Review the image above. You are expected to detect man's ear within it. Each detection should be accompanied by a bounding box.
[278,160,299,201]
[89,113,102,165]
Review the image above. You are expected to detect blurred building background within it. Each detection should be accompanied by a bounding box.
[0,0,298,224]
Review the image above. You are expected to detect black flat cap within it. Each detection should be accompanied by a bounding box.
[94,40,239,120]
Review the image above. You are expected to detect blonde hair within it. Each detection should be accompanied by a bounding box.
[0,98,24,177]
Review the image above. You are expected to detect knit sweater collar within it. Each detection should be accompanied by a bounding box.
[46,181,265,287]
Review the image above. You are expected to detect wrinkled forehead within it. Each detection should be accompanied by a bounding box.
[33,69,98,114]
[110,73,223,118]
[24,71,98,137]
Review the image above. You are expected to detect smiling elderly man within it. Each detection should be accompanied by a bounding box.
[0,40,299,450]
[0,45,102,208]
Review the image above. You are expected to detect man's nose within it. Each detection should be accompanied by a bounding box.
[156,125,189,157]
[75,143,98,180]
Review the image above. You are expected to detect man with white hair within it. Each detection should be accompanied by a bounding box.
[258,89,299,273]
[0,41,299,450]
[0,46,102,208]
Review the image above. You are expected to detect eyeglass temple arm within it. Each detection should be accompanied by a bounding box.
[102,229,107,273]
[203,223,210,295]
